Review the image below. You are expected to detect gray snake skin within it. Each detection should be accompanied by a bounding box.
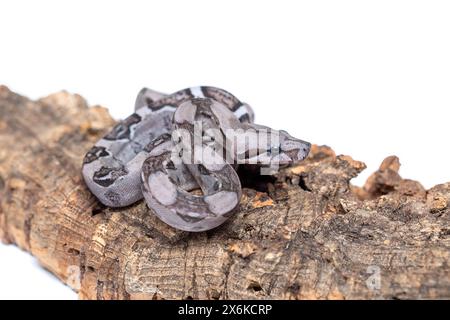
[82,86,311,231]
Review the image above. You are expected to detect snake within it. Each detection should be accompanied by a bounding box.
[82,86,311,232]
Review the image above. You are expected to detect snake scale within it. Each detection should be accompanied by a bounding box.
[82,86,311,231]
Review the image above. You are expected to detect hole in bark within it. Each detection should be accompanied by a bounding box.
[237,166,277,193]
[209,289,221,300]
[244,224,254,232]
[184,295,194,300]
[298,175,312,192]
[87,266,95,272]
[288,283,301,294]
[248,281,263,292]
[91,203,105,216]
[67,248,80,256]
[152,292,160,300]
[439,228,450,238]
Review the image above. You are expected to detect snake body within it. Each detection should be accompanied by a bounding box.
[82,86,310,231]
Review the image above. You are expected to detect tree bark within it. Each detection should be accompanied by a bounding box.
[0,85,448,300]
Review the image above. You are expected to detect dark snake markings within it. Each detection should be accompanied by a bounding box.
[104,113,142,141]
[83,146,110,164]
[82,86,311,232]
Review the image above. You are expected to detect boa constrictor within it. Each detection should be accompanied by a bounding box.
[82,86,311,231]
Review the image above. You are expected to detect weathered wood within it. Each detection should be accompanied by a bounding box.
[0,85,449,299]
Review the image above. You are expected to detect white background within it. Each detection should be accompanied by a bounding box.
[0,0,449,299]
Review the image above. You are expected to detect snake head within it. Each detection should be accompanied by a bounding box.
[233,124,311,167]
[269,129,311,166]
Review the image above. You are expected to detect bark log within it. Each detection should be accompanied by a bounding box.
[0,85,449,300]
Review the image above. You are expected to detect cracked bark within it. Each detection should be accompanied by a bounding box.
[0,85,449,300]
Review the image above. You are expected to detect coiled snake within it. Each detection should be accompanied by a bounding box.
[82,87,310,231]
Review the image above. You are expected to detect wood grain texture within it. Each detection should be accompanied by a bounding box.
[0,85,449,299]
